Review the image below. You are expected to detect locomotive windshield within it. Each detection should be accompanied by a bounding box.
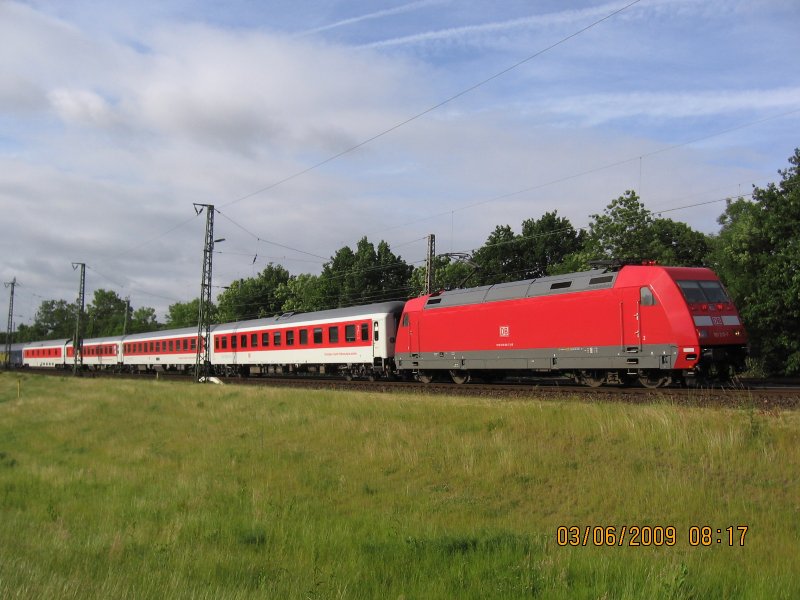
[677,280,729,303]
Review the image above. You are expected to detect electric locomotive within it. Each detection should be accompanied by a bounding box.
[394,263,747,387]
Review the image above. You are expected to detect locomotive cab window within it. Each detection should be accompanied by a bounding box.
[678,280,730,304]
[402,314,409,327]
[345,324,356,343]
[699,281,729,303]
[640,287,656,306]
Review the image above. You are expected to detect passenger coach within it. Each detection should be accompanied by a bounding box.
[211,301,405,378]
[22,339,69,369]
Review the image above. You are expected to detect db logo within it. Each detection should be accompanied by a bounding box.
[499,326,510,337]
[712,316,723,326]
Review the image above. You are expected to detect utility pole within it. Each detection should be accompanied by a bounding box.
[72,263,85,375]
[425,234,436,295]
[194,204,218,381]
[123,296,130,336]
[4,277,16,369]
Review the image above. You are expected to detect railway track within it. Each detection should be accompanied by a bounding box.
[7,367,800,410]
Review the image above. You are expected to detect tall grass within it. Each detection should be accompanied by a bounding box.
[0,373,798,598]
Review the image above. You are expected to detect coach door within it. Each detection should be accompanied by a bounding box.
[373,320,380,358]
[621,288,641,354]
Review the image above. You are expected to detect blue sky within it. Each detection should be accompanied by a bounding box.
[2,0,799,323]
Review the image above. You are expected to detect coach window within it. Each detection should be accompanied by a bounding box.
[640,287,656,306]
[329,326,339,344]
[262,332,269,347]
[183,339,188,351]
[169,340,174,352]
[251,333,258,348]
[299,329,308,345]
[286,330,295,346]
[313,328,323,344]
[273,331,282,346]
[156,341,161,352]
[240,334,247,349]
[191,338,197,350]
[231,335,238,350]
[215,337,219,350]
[360,323,369,341]
[345,324,356,343]
[221,337,227,350]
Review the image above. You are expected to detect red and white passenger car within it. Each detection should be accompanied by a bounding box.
[210,301,406,378]
[122,327,203,372]
[22,339,69,368]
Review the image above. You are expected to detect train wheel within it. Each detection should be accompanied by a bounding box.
[578,370,605,388]
[417,370,435,384]
[449,370,470,385]
[638,371,671,389]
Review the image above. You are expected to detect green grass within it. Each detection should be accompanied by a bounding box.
[1,373,799,598]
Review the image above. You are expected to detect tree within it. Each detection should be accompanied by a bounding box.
[711,149,800,375]
[471,225,520,285]
[165,299,203,329]
[276,274,325,313]
[31,299,77,339]
[130,307,159,333]
[409,255,476,295]
[519,211,586,278]
[553,190,709,272]
[317,237,412,308]
[85,289,128,338]
[216,264,291,322]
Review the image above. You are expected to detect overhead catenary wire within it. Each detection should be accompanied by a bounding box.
[219,0,643,210]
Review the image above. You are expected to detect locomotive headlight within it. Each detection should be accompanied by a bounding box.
[734,329,742,337]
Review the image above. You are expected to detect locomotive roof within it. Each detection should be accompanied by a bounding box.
[425,268,620,309]
[216,300,407,331]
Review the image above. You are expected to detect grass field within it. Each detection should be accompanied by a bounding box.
[1,373,799,599]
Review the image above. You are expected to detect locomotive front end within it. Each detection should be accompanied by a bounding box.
[673,276,749,379]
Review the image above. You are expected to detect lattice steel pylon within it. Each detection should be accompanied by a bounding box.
[425,234,436,295]
[72,263,85,375]
[194,204,216,381]
[4,277,16,369]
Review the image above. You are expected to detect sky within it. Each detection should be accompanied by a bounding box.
[2,0,799,327]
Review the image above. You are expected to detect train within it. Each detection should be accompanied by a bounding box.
[15,263,749,387]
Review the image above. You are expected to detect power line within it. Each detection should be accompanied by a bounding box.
[367,107,800,237]
[220,0,642,210]
[215,209,329,260]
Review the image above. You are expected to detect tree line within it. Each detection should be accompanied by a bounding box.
[4,149,798,375]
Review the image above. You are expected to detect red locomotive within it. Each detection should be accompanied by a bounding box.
[394,263,747,387]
